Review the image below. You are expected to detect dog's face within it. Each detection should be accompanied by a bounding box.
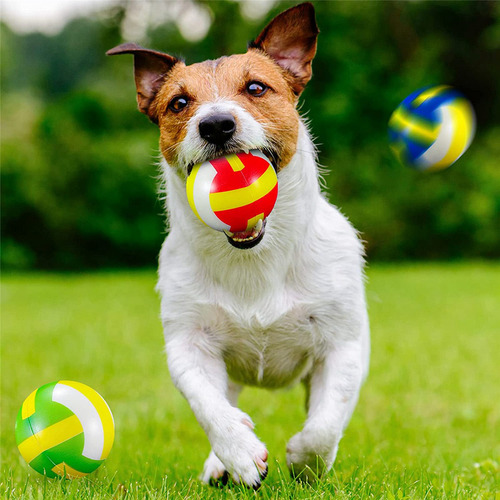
[108,2,318,247]
[155,51,300,173]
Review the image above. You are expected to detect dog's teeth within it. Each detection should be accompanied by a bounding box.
[225,220,264,243]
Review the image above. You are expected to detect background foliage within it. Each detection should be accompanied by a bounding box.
[2,1,499,269]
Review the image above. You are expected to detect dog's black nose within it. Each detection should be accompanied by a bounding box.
[199,114,236,146]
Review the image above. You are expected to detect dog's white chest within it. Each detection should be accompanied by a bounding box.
[211,301,319,388]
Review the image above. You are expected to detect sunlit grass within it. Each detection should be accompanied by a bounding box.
[1,263,499,498]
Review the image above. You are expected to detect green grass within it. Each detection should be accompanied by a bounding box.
[1,263,499,499]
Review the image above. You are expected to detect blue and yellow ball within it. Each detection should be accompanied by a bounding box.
[186,150,278,233]
[388,85,475,171]
[15,380,114,478]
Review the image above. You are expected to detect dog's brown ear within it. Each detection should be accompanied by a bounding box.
[250,2,319,95]
[107,43,179,123]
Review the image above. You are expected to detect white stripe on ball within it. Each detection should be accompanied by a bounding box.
[52,383,104,460]
[192,161,231,231]
[416,106,454,169]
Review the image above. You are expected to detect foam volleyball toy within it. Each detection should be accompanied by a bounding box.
[186,150,278,233]
[15,380,114,478]
[388,85,475,171]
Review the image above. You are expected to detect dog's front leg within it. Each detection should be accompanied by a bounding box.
[286,339,364,482]
[165,330,268,488]
[201,380,243,485]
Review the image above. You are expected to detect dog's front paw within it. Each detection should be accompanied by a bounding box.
[208,409,268,489]
[286,429,338,482]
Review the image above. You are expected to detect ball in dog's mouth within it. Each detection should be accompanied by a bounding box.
[186,149,278,249]
[224,218,266,249]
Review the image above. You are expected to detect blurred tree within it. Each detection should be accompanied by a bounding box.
[1,1,499,269]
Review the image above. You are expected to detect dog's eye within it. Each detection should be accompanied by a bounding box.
[247,81,268,97]
[169,96,189,112]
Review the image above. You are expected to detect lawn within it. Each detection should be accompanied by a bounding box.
[1,263,498,499]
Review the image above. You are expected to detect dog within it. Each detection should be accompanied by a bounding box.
[108,2,369,488]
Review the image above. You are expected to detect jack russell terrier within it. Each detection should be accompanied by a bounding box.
[108,2,369,488]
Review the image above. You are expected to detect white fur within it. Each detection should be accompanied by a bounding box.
[178,100,269,169]
[157,114,370,486]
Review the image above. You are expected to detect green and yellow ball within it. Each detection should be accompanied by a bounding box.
[15,380,114,478]
[388,85,475,171]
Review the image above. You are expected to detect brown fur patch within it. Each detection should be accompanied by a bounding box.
[251,2,318,95]
[154,51,300,169]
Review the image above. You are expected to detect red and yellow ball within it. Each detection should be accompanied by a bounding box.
[186,150,278,232]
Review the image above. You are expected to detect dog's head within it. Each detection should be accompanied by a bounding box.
[108,2,318,248]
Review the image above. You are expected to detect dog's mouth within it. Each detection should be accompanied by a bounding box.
[224,218,266,250]
[262,148,280,172]
[186,147,280,176]
[185,145,278,249]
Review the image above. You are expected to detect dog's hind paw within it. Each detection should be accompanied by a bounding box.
[201,450,226,484]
